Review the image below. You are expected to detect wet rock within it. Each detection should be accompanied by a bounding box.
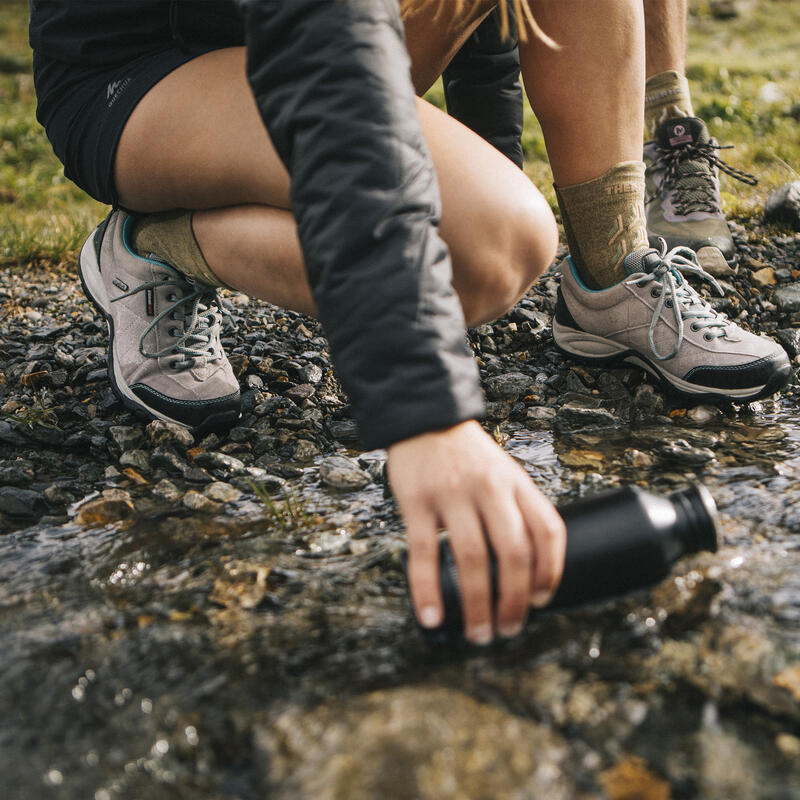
[151,445,190,477]
[774,284,800,313]
[554,400,619,433]
[764,181,800,230]
[485,371,533,400]
[119,449,151,473]
[146,419,195,449]
[596,371,631,401]
[0,486,46,517]
[319,456,370,491]
[254,687,572,800]
[292,439,321,462]
[191,451,246,479]
[687,405,722,424]
[239,472,289,495]
[651,570,722,635]
[151,478,182,502]
[203,482,242,504]
[72,489,135,527]
[0,458,34,486]
[625,449,655,468]
[776,328,800,357]
[43,484,75,507]
[485,400,513,422]
[526,406,556,424]
[108,425,144,451]
[564,370,589,394]
[657,439,715,466]
[182,490,222,513]
[633,383,666,415]
[326,418,360,444]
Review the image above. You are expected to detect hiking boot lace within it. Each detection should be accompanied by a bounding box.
[111,273,227,370]
[648,140,757,215]
[626,239,732,361]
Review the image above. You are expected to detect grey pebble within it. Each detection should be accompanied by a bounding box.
[319,456,371,491]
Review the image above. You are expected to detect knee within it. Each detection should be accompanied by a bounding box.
[460,193,558,326]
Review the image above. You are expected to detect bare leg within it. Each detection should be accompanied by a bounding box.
[643,0,688,78]
[518,0,645,186]
[116,47,557,326]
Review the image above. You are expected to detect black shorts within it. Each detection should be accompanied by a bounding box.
[33,44,224,206]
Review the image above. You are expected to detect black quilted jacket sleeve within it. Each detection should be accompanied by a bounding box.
[241,0,485,450]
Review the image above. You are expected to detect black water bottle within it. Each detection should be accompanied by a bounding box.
[411,483,719,639]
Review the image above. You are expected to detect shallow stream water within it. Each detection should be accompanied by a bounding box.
[2,403,799,800]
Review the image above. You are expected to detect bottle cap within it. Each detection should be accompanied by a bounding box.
[669,483,719,554]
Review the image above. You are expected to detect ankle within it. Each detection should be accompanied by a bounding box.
[644,70,694,139]
[131,210,231,289]
[555,161,649,289]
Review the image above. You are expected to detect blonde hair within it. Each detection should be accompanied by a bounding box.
[400,0,559,48]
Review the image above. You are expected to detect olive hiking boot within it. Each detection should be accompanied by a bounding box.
[644,116,756,270]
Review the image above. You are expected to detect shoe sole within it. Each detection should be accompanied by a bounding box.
[553,319,792,404]
[78,232,240,434]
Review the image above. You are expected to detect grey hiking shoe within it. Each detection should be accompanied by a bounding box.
[79,210,241,432]
[553,242,792,403]
[644,116,756,268]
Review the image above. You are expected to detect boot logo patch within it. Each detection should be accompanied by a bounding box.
[112,277,129,292]
[669,124,693,146]
[146,288,155,317]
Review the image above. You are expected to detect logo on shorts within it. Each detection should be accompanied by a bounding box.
[106,77,132,108]
[668,123,694,147]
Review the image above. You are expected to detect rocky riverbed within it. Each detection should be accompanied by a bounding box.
[1,222,800,799]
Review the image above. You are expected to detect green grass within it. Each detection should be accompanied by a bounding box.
[1,0,798,268]
[0,0,106,267]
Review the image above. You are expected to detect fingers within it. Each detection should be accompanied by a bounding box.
[404,502,444,629]
[443,504,493,645]
[516,481,567,608]
[480,484,532,638]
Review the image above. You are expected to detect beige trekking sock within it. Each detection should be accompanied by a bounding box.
[555,161,649,290]
[644,70,694,139]
[131,210,231,289]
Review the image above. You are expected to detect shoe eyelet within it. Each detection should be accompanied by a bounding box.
[169,359,181,369]
[650,288,660,298]
[703,332,714,341]
[167,293,177,302]
[169,327,180,337]
[665,299,673,308]
[690,322,700,332]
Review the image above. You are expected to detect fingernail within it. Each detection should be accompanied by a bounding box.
[468,624,493,645]
[530,590,553,608]
[498,621,524,638]
[419,606,441,628]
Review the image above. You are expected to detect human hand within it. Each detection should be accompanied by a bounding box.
[387,420,566,644]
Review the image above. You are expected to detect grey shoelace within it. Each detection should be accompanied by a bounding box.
[110,274,225,370]
[626,240,732,361]
[649,140,757,216]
